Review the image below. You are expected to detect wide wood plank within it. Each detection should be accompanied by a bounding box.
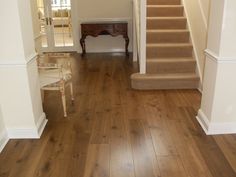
[157,155,189,177]
[181,107,236,177]
[110,107,135,177]
[214,135,236,173]
[128,119,158,177]
[83,144,110,177]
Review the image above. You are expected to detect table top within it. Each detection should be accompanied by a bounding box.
[81,21,128,25]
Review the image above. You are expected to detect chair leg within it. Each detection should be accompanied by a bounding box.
[60,87,67,117]
[70,82,74,102]
[41,90,45,103]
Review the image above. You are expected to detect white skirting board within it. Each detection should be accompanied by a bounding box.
[197,109,236,135]
[0,129,9,153]
[7,113,48,139]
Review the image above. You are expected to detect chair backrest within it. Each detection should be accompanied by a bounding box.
[37,54,72,88]
[38,63,63,88]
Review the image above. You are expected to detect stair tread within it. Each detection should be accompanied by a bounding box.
[147,17,186,19]
[147,43,192,47]
[147,29,189,33]
[147,57,193,60]
[147,5,183,7]
[147,0,181,5]
[131,73,199,80]
[147,58,195,62]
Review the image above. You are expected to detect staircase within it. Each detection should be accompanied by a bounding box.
[131,0,199,90]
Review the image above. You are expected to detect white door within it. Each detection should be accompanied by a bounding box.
[37,0,75,53]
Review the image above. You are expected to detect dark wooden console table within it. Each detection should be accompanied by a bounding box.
[80,22,129,56]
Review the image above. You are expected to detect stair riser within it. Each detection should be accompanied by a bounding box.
[147,46,193,58]
[147,19,187,29]
[147,7,184,17]
[148,0,181,5]
[132,79,199,90]
[147,31,190,43]
[146,61,196,74]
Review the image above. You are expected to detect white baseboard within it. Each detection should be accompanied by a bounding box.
[0,129,9,153]
[197,109,236,135]
[77,49,132,54]
[7,113,48,139]
[196,109,210,134]
[37,113,48,137]
[197,82,203,93]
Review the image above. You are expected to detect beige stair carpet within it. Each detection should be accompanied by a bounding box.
[131,0,199,90]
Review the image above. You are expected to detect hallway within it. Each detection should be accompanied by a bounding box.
[0,53,236,177]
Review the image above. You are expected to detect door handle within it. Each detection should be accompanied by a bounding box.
[45,18,49,25]
[49,17,53,25]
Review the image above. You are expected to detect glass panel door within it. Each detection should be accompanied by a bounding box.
[37,0,49,48]
[50,0,74,48]
[36,0,74,52]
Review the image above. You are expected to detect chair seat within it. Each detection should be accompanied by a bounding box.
[39,68,72,88]
[38,58,74,117]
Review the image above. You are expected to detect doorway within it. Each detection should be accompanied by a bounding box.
[37,0,75,53]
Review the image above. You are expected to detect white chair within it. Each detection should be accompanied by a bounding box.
[38,61,74,117]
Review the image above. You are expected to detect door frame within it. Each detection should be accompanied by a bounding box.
[37,0,77,53]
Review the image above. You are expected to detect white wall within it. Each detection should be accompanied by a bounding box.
[199,0,211,22]
[76,0,132,18]
[0,0,47,140]
[197,0,236,135]
[207,0,224,56]
[0,1,25,63]
[210,0,236,123]
[0,106,6,137]
[0,107,5,132]
[219,0,236,58]
[0,105,8,153]
[182,0,211,83]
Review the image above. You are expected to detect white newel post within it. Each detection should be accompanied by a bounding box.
[0,0,47,139]
[140,0,146,74]
[132,0,138,62]
[197,0,236,135]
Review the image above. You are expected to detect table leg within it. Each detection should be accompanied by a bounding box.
[124,35,129,56]
[80,36,86,56]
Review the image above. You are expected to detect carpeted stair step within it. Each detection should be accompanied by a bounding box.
[147,17,187,29]
[148,0,181,5]
[147,29,190,43]
[131,0,200,90]
[146,58,196,74]
[146,43,193,58]
[131,73,199,90]
[147,5,184,17]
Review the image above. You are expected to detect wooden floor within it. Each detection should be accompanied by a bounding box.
[1,53,236,177]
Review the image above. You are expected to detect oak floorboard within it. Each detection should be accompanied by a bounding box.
[140,119,161,177]
[214,135,236,173]
[181,107,236,177]
[128,119,158,177]
[157,155,189,177]
[143,93,178,156]
[83,144,110,177]
[110,107,135,177]
[163,99,213,177]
